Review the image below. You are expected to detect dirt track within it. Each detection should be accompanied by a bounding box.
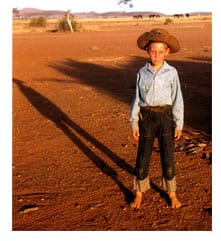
[13,19,212,230]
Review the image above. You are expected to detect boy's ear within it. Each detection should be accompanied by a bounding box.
[166,47,170,55]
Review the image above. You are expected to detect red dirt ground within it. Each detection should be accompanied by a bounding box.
[13,20,212,231]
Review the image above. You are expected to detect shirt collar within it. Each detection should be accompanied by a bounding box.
[145,61,170,74]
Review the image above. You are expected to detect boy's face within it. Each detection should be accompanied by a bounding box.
[147,42,170,67]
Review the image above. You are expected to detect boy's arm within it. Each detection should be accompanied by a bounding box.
[171,69,184,132]
[130,73,141,137]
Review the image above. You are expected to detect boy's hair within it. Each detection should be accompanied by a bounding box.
[145,41,169,50]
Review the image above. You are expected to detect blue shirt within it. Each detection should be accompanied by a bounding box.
[130,61,184,130]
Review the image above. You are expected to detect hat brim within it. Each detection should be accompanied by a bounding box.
[137,30,180,53]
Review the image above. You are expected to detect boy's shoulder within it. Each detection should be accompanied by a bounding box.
[163,61,178,72]
[138,61,178,73]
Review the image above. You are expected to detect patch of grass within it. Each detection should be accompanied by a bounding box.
[57,16,81,32]
[164,18,173,25]
[29,17,47,27]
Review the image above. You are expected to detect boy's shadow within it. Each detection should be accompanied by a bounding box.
[13,78,135,204]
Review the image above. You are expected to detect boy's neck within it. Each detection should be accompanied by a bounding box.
[150,62,164,72]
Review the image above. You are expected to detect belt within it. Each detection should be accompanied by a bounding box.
[141,105,171,113]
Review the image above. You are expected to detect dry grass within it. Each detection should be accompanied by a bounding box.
[13,15,212,34]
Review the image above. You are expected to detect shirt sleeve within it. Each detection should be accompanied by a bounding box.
[130,72,141,131]
[171,69,184,130]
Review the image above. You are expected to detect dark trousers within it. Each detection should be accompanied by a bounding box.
[135,106,175,181]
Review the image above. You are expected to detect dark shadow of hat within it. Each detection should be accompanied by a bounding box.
[137,28,180,53]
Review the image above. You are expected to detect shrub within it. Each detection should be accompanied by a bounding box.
[29,17,47,27]
[57,16,80,32]
[164,18,173,25]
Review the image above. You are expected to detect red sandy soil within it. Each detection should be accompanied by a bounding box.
[13,20,212,230]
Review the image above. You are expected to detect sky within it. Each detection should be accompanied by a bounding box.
[12,0,213,14]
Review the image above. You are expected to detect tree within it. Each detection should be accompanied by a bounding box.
[13,8,20,19]
[118,0,133,11]
[58,12,80,32]
[117,0,133,11]
[65,9,73,32]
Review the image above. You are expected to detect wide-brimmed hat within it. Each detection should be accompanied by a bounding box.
[137,28,180,53]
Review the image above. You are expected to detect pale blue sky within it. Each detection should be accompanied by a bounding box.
[13,0,213,14]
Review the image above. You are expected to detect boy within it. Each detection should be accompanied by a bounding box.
[130,28,184,209]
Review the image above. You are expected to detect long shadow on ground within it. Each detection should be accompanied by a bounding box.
[46,56,211,135]
[13,78,135,204]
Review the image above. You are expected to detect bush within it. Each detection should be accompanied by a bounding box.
[29,17,47,27]
[57,16,80,32]
[164,18,173,25]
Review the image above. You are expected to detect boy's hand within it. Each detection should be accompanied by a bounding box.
[133,130,140,141]
[174,129,182,141]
